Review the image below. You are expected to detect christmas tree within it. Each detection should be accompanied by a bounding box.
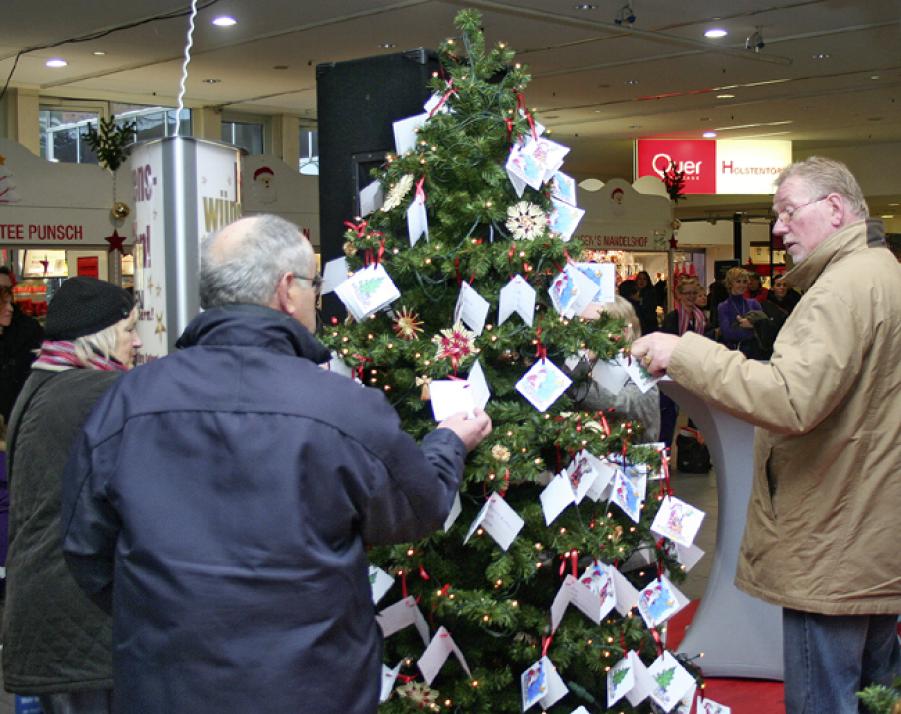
[322,10,699,712]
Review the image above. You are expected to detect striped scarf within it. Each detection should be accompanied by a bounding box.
[32,340,127,373]
[676,303,707,336]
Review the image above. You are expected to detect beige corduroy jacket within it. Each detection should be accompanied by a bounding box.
[668,220,901,615]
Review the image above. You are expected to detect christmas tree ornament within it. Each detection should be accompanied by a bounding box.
[432,322,477,372]
[505,200,547,241]
[342,241,357,257]
[381,174,415,212]
[394,681,438,707]
[392,307,424,340]
[111,201,130,220]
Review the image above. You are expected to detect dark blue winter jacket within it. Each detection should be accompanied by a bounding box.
[60,304,467,714]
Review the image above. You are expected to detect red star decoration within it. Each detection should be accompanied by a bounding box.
[669,235,679,250]
[105,229,127,253]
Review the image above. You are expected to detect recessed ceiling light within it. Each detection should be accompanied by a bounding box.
[716,93,735,99]
[45,58,68,68]
[889,203,899,207]
[202,78,221,84]
[703,131,717,138]
[379,42,396,49]
[624,79,639,86]
[870,74,880,80]
[704,29,728,39]
[212,16,237,27]
[575,2,596,9]
[92,51,106,56]
[813,52,830,60]
[880,214,894,219]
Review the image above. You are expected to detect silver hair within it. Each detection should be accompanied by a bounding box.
[199,214,314,309]
[72,307,138,367]
[775,156,869,219]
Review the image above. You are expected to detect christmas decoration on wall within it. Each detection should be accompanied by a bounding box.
[84,115,136,173]
[322,10,710,712]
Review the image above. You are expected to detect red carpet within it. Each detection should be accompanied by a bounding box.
[669,600,786,714]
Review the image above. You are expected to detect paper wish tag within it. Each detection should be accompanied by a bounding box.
[380,661,403,703]
[551,171,577,206]
[515,358,572,413]
[675,542,705,573]
[673,682,698,714]
[610,467,646,523]
[417,626,471,685]
[429,379,476,421]
[376,595,429,645]
[617,352,661,394]
[521,136,570,184]
[539,473,575,526]
[637,575,690,628]
[608,650,656,707]
[443,492,462,532]
[548,264,597,318]
[576,563,616,621]
[463,493,524,551]
[584,456,618,502]
[498,274,536,326]
[648,651,697,713]
[551,575,598,631]
[698,696,732,714]
[406,194,429,247]
[590,359,630,395]
[567,449,606,504]
[392,112,428,154]
[368,565,395,604]
[334,263,401,320]
[359,180,384,216]
[651,495,706,548]
[521,656,569,711]
[506,142,546,192]
[549,198,585,242]
[321,256,349,296]
[610,564,641,615]
[423,92,452,115]
[454,282,490,335]
[466,359,491,410]
[575,261,616,304]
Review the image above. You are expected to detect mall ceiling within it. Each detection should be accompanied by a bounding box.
[2,0,900,215]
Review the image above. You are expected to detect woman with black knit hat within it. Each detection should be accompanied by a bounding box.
[2,276,140,714]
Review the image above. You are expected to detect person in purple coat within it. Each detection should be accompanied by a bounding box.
[717,267,762,357]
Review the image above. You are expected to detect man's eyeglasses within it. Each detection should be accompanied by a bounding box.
[772,195,828,224]
[295,273,323,294]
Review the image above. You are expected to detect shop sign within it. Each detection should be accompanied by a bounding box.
[579,233,652,250]
[636,139,791,195]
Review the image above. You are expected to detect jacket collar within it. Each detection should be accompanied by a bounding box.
[175,304,331,364]
[783,219,871,292]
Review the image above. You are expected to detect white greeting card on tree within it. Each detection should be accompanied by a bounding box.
[443,492,462,532]
[359,180,384,216]
[429,379,476,421]
[551,171,577,206]
[637,575,690,628]
[376,596,429,645]
[392,112,428,154]
[521,656,568,711]
[698,696,732,714]
[611,563,642,615]
[585,458,619,502]
[423,92,451,115]
[673,682,697,714]
[549,198,585,242]
[569,708,590,714]
[406,194,429,246]
[576,563,616,621]
[567,450,604,504]
[548,265,597,318]
[369,565,395,604]
[498,274,536,326]
[463,493,524,551]
[651,495,706,548]
[589,358,630,396]
[520,136,570,184]
[466,359,491,410]
[334,263,401,320]
[515,358,572,413]
[607,650,655,707]
[648,651,696,713]
[506,142,546,191]
[418,626,471,685]
[454,282,490,335]
[617,352,661,394]
[380,661,403,703]
[540,473,575,525]
[675,542,705,573]
[610,468,646,523]
[321,256,349,296]
[575,262,617,304]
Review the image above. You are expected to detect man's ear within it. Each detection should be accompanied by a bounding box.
[271,272,296,316]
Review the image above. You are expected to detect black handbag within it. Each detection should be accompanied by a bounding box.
[675,427,711,474]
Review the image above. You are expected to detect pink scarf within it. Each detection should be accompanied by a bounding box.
[676,304,707,336]
[32,340,127,372]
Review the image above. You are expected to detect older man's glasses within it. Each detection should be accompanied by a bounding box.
[295,273,322,294]
[772,196,827,224]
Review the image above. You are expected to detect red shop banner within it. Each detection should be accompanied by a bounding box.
[635,140,717,194]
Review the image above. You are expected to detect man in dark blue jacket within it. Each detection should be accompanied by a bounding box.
[60,214,492,714]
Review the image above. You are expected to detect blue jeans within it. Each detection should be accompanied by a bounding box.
[38,690,112,714]
[783,608,900,713]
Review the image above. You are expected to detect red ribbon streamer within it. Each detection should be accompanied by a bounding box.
[541,634,553,658]
[428,83,457,118]
[415,176,426,203]
[401,570,408,598]
[498,468,510,498]
[343,219,368,237]
[419,564,430,581]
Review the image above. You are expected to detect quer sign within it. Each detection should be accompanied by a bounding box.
[636,139,791,195]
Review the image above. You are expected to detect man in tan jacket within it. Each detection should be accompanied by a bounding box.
[632,156,900,713]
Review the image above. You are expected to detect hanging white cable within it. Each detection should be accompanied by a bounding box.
[174,0,199,136]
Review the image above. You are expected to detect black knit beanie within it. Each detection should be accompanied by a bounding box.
[44,277,135,341]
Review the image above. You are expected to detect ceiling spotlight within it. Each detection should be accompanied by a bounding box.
[745,30,765,52]
[614,3,636,26]
[703,131,717,138]
[574,2,596,9]
[704,28,728,39]
[211,16,237,27]
[202,78,222,84]
[92,51,106,56]
[45,58,68,68]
